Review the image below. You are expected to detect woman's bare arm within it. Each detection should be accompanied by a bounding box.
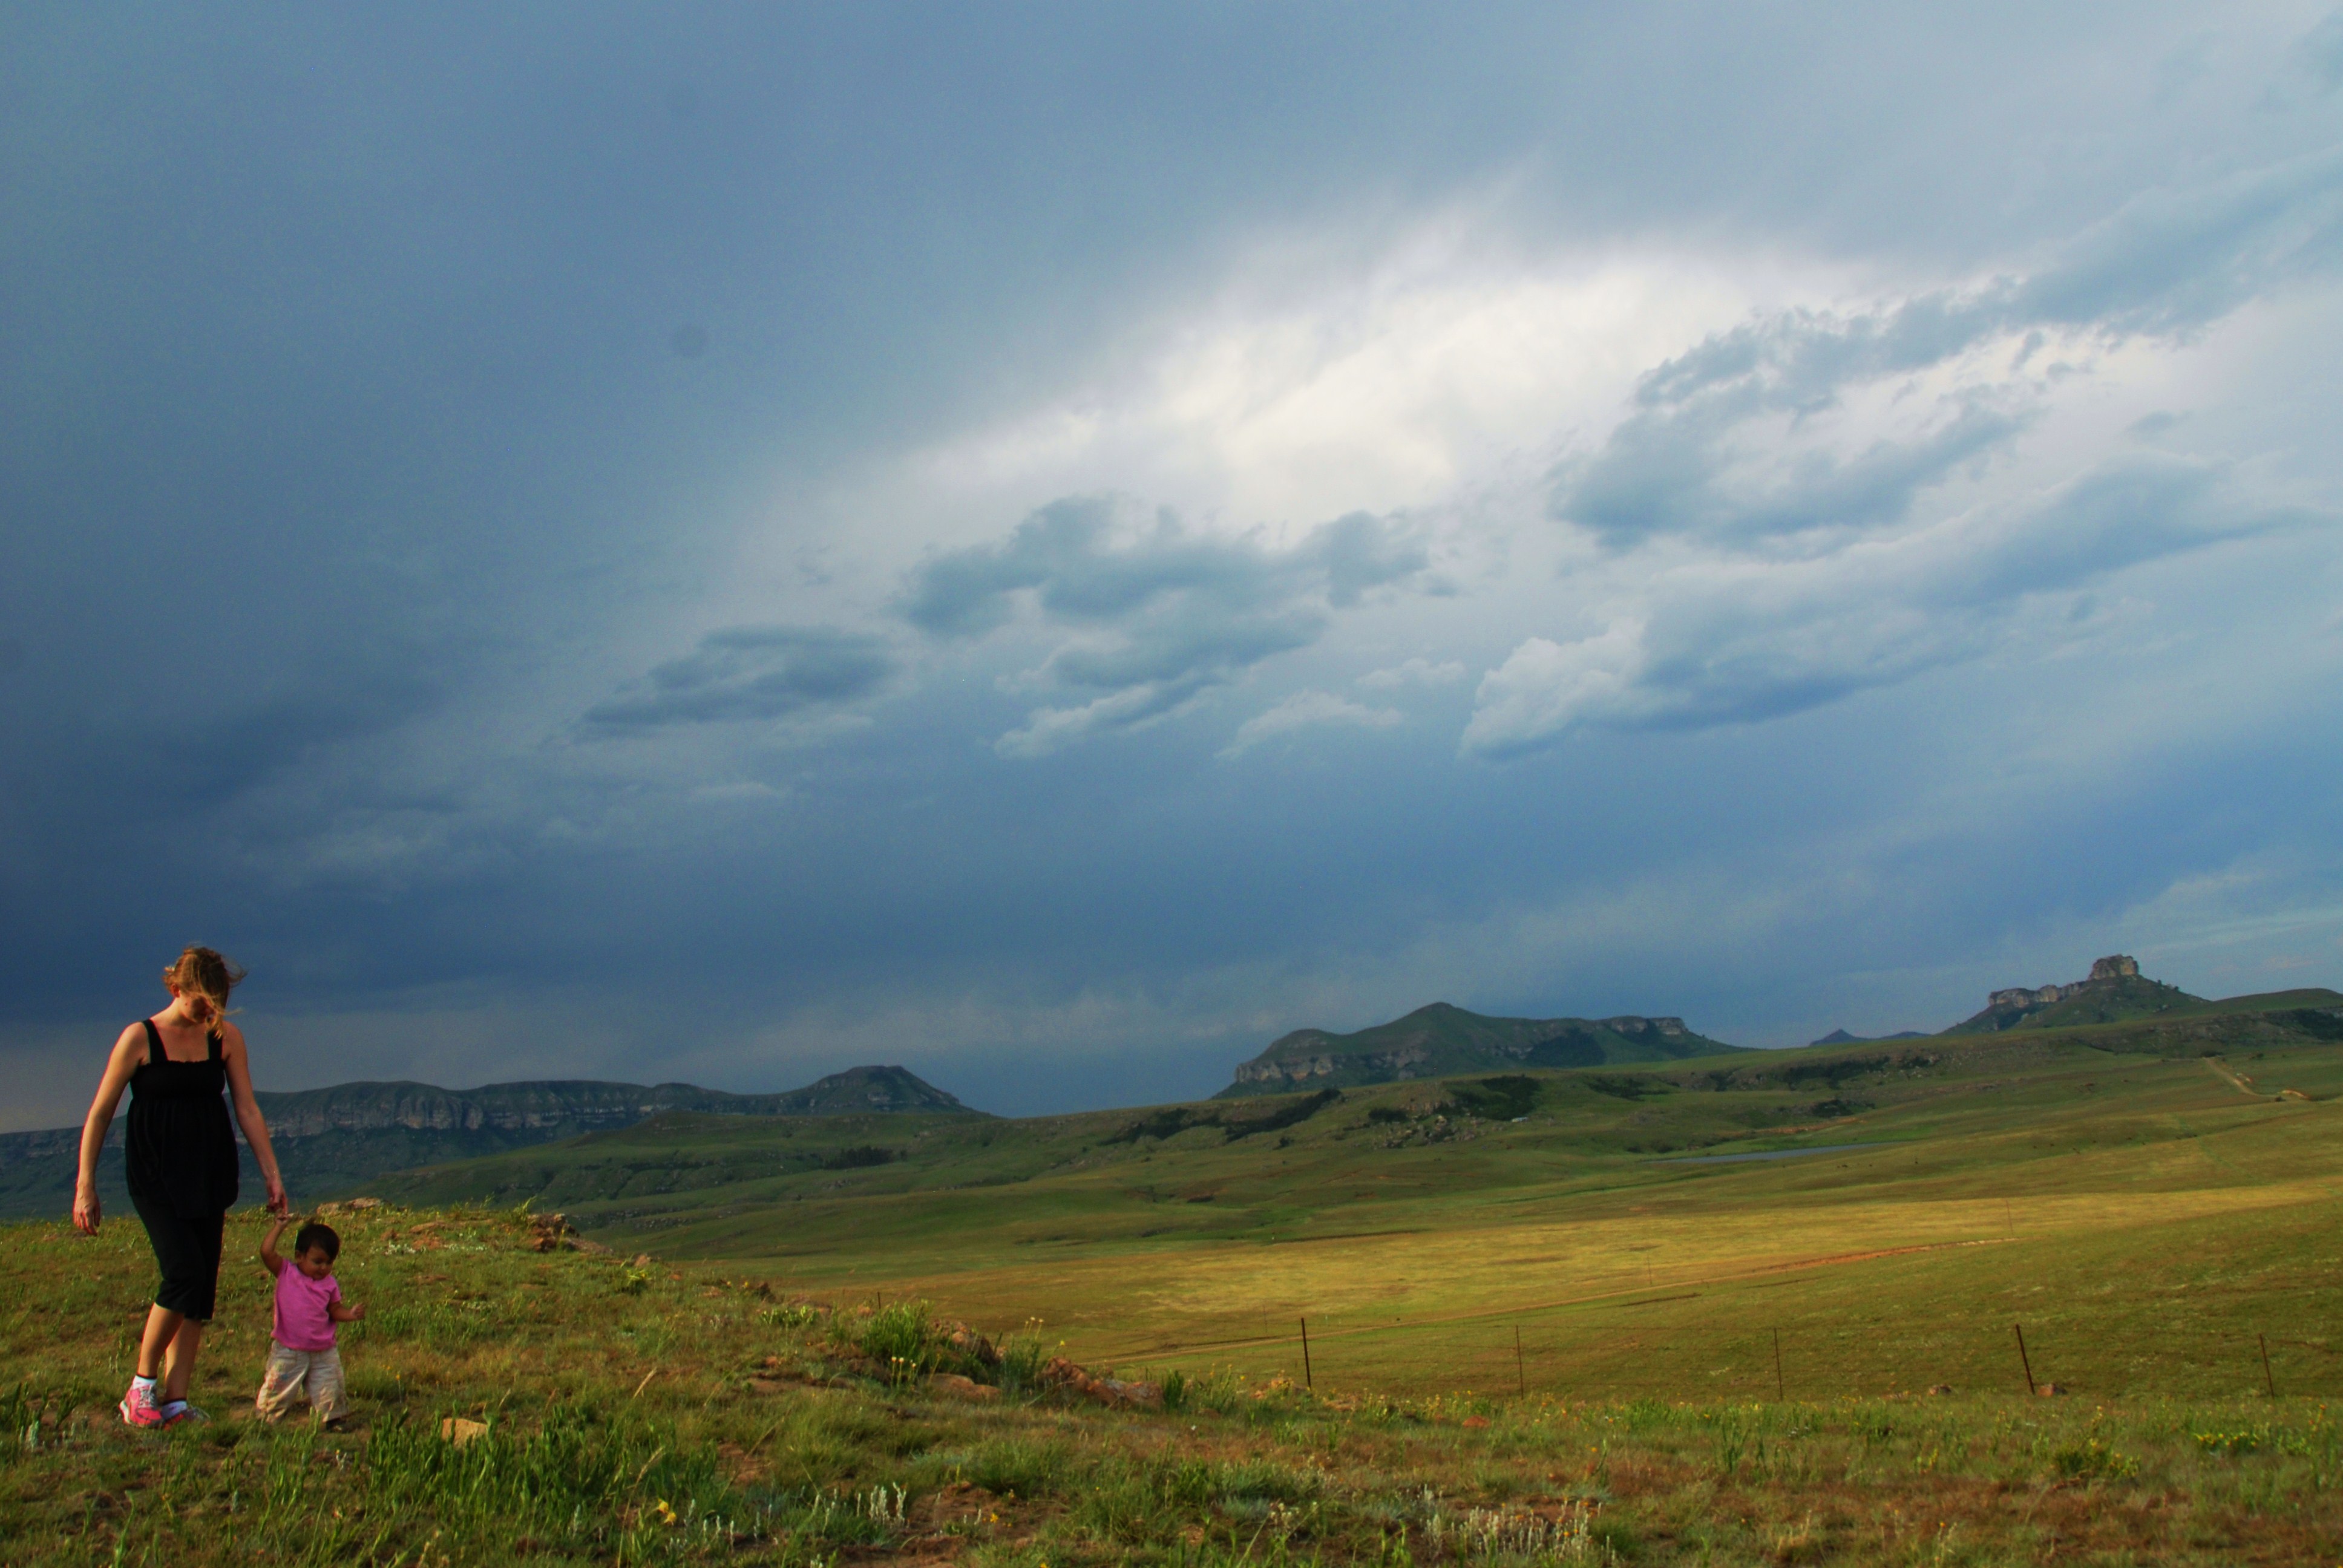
[74,1026,144,1235]
[221,1022,289,1215]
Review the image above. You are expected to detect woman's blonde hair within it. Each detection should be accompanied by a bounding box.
[163,946,246,1031]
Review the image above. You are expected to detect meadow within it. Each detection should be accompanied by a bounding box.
[3,1008,2341,1563]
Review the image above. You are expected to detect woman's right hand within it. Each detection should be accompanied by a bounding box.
[71,1183,100,1236]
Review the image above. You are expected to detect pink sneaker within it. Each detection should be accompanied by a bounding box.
[119,1381,163,1429]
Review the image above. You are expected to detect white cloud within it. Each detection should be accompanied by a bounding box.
[1357,656,1467,689]
[1218,690,1403,758]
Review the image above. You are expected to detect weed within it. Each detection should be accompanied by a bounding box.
[2048,1436,2140,1480]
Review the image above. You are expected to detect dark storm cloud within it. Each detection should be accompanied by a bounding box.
[902,500,1429,753]
[582,627,897,733]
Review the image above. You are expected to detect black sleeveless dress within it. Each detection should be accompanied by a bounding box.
[126,1019,240,1319]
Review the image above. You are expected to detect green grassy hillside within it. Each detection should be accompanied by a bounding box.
[339,1002,2343,1403]
[1219,1002,1744,1096]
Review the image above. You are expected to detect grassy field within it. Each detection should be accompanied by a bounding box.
[5,1203,2342,1566]
[363,1007,2343,1402]
[5,1005,2341,1563]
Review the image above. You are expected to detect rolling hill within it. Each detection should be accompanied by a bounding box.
[353,990,2343,1277]
[0,1063,977,1220]
[1216,1000,1744,1096]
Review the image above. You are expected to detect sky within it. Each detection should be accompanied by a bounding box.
[6,3,2343,1127]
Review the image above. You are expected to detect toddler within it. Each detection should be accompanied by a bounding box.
[257,1215,365,1423]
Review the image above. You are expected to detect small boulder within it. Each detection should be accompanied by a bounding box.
[2036,1383,2065,1397]
[440,1417,490,1447]
[1040,1355,1161,1409]
[928,1373,1001,1402]
[1926,1384,1953,1396]
[527,1214,576,1252]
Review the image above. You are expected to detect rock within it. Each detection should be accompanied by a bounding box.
[1462,1416,1492,1429]
[526,1213,576,1252]
[1040,1355,1162,1410]
[928,1373,1001,1402]
[631,1254,653,1269]
[440,1417,490,1447]
[942,1322,1000,1365]
[1926,1385,1953,1396]
[2036,1383,2065,1397]
[2279,1089,2311,1102]
[344,1197,383,1209]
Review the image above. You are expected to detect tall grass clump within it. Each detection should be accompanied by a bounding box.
[825,1297,1000,1385]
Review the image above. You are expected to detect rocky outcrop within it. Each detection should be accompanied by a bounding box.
[1949,956,2200,1035]
[1987,955,2143,1011]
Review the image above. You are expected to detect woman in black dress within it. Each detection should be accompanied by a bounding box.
[74,947,288,1427]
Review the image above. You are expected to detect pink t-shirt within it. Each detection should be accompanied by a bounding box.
[272,1259,341,1351]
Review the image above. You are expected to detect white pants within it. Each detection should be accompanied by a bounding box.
[257,1342,347,1422]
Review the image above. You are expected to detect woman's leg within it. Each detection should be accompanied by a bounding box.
[159,1318,205,1403]
[136,1304,186,1379]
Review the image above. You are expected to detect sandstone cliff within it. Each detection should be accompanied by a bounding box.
[1945,955,2199,1034]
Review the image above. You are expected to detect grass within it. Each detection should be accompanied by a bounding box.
[7,1010,2343,1561]
[2,1204,2340,1563]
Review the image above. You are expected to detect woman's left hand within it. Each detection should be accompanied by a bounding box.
[266,1175,289,1215]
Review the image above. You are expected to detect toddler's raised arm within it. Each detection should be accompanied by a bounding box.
[260,1214,289,1275]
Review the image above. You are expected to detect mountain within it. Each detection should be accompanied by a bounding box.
[348,994,2343,1266]
[767,1065,972,1116]
[1943,955,2204,1034]
[1216,1001,1743,1097]
[1809,1028,1930,1046]
[0,1065,977,1220]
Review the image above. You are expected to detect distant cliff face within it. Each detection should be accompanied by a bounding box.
[1951,955,2197,1034]
[1219,1003,1736,1097]
[1986,955,2142,1012]
[0,1064,978,1220]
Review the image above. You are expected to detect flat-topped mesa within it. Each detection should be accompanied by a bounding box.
[1217,1001,1740,1097]
[1953,955,2198,1035]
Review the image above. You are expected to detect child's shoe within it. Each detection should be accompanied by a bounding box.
[159,1401,208,1427]
[118,1380,163,1429]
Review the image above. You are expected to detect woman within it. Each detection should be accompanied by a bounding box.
[74,946,288,1428]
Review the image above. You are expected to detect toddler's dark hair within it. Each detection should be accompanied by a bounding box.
[293,1221,341,1261]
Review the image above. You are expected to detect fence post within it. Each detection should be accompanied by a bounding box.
[1515,1325,1526,1397]
[1300,1317,1313,1389]
[2013,1324,2036,1394]
[1772,1328,1786,1402]
[2260,1334,2277,1399]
